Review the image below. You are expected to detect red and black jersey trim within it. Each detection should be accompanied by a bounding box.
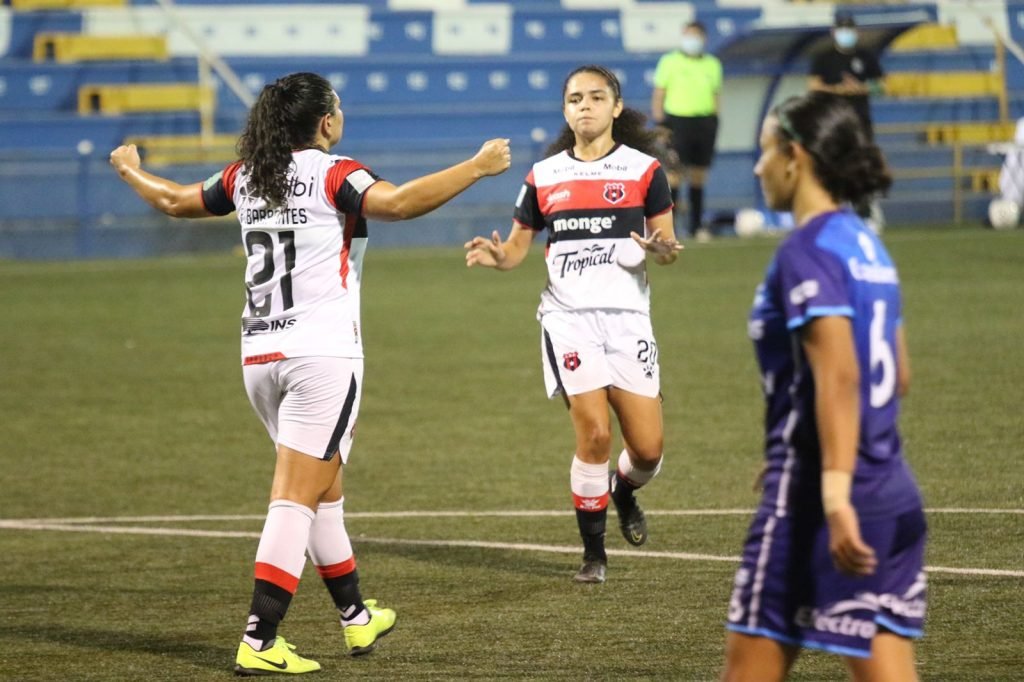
[326,159,380,216]
[643,166,673,217]
[200,160,242,216]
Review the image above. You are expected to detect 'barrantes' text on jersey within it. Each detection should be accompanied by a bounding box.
[513,144,673,314]
[749,210,921,522]
[201,149,381,363]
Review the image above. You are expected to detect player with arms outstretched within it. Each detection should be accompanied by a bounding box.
[110,72,510,676]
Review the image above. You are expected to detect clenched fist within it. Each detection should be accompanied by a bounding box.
[109,144,141,174]
[471,138,511,177]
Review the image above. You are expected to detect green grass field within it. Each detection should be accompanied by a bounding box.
[1,227,1022,680]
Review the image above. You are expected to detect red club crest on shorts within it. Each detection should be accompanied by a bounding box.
[603,182,626,205]
[563,351,582,371]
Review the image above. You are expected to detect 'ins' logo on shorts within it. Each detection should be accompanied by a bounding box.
[603,182,626,205]
[563,351,582,371]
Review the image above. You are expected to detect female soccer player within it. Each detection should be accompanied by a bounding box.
[465,65,681,584]
[109,72,510,676]
[721,91,926,681]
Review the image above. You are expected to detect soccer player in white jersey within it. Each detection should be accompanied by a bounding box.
[109,72,510,676]
[465,65,682,583]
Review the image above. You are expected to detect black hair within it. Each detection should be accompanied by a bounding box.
[544,64,659,158]
[772,91,892,203]
[685,21,707,35]
[237,72,336,208]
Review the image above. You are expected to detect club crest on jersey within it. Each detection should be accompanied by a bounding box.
[563,351,582,371]
[603,182,626,205]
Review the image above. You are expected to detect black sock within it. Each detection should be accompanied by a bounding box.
[575,508,607,561]
[611,471,638,509]
[322,569,366,621]
[688,185,704,236]
[246,579,293,650]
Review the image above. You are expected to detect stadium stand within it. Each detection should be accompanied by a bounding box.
[34,32,168,62]
[1,0,1023,257]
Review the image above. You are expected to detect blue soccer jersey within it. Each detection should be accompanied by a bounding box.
[748,210,921,521]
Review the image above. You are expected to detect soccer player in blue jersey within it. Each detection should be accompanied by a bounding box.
[720,91,926,681]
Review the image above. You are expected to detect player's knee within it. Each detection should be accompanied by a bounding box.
[625,438,663,468]
[580,423,613,454]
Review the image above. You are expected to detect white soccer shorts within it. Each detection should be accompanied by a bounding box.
[539,309,660,400]
[243,357,363,463]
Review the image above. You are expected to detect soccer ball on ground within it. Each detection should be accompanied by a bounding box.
[988,198,1020,230]
[734,208,766,237]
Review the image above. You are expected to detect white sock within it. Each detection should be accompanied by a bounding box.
[570,455,610,510]
[254,499,315,582]
[616,449,662,489]
[307,498,355,570]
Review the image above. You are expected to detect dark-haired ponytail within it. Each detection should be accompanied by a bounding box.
[774,92,892,205]
[237,73,336,208]
[238,84,297,208]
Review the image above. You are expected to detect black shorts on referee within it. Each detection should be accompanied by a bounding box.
[665,114,719,168]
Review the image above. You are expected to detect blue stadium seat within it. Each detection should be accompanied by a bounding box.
[0,61,197,111]
[0,111,202,150]
[368,11,434,55]
[5,10,84,59]
[510,10,622,53]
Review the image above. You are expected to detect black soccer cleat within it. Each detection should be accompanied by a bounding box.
[573,555,607,584]
[610,472,648,546]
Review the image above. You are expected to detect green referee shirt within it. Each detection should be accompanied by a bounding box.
[654,51,722,117]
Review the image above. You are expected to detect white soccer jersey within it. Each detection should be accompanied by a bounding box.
[513,144,673,314]
[201,149,380,364]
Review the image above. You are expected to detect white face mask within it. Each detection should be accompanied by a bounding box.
[680,35,705,56]
[835,28,858,49]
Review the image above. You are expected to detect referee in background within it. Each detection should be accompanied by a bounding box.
[809,11,887,231]
[651,20,722,242]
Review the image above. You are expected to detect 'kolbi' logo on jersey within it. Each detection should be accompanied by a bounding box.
[563,351,582,371]
[603,182,626,205]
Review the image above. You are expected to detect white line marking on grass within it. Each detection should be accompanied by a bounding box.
[358,536,739,563]
[0,520,260,539]
[922,508,1024,514]
[4,507,1021,526]
[2,520,1021,578]
[922,566,1024,578]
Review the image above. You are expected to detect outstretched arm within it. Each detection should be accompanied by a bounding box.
[464,222,535,271]
[363,138,511,222]
[109,144,211,218]
[630,211,681,266]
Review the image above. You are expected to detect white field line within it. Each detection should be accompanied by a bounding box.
[0,518,1021,578]
[2,508,1021,525]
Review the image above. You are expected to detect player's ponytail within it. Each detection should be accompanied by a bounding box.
[773,92,892,204]
[237,72,336,208]
[545,65,659,158]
